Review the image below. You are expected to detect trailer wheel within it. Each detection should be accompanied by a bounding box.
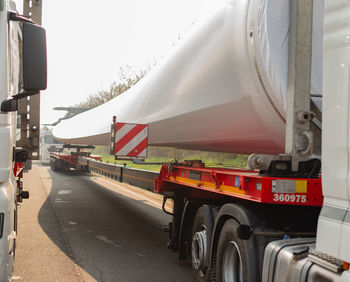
[191,207,213,281]
[50,158,57,171]
[50,159,55,171]
[51,158,61,172]
[55,160,63,172]
[216,219,252,282]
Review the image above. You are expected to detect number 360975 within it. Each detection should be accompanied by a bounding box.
[273,193,307,203]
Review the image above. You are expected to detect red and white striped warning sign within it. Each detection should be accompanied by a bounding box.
[113,122,149,158]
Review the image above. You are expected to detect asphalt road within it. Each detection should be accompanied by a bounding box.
[13,163,193,282]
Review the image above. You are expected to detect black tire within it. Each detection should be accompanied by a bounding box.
[50,158,56,171]
[191,207,214,282]
[23,160,32,171]
[216,219,257,282]
[51,158,62,172]
[54,160,60,171]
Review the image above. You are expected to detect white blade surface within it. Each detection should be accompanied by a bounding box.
[53,0,323,154]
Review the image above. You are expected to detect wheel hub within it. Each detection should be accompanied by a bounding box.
[191,229,207,273]
[222,241,242,282]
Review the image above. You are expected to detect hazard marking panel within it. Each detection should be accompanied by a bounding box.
[113,122,149,158]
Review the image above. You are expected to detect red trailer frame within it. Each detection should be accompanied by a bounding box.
[155,164,323,207]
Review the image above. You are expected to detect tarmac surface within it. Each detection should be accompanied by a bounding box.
[13,163,193,282]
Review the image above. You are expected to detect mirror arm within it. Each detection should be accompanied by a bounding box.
[13,91,38,100]
[8,11,36,24]
[1,91,39,113]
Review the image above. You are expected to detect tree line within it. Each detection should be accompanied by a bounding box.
[75,65,151,109]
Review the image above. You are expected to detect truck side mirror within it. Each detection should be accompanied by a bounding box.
[1,17,47,113]
[22,21,47,92]
[0,98,17,112]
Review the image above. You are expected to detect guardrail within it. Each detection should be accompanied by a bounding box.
[79,157,159,191]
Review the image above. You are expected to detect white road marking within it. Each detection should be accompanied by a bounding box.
[58,189,72,195]
[96,235,122,248]
[54,199,70,203]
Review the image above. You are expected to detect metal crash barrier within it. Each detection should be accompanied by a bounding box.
[79,157,158,191]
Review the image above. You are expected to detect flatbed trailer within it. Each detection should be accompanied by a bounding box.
[108,118,324,280]
[150,160,323,281]
[50,144,101,171]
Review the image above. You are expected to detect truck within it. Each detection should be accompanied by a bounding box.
[107,1,349,281]
[0,0,46,280]
[40,126,63,165]
[51,0,349,280]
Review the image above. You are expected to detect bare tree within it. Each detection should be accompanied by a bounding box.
[75,65,151,109]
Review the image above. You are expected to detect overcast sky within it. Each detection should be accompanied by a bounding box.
[38,0,216,124]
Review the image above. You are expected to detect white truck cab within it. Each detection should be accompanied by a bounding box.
[316,0,350,278]
[262,1,350,281]
[0,0,46,280]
